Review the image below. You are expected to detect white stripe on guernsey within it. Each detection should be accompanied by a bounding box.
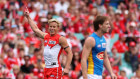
[87,74,102,79]
[43,44,61,68]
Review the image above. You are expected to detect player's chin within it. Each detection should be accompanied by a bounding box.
[106,29,110,33]
[50,32,55,35]
[51,32,56,35]
[106,30,109,33]
[103,30,108,33]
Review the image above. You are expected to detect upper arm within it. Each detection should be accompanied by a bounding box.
[82,37,95,60]
[59,36,71,53]
[34,29,48,39]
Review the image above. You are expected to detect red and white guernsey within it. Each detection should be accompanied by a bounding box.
[44,34,63,68]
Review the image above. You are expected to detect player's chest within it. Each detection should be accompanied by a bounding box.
[95,41,106,51]
[44,38,59,47]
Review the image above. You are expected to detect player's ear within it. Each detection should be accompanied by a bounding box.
[58,22,62,30]
[99,24,102,28]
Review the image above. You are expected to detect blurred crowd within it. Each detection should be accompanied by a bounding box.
[0,0,140,79]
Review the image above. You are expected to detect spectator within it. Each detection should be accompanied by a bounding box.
[137,38,140,53]
[4,48,19,70]
[15,16,24,34]
[71,52,82,78]
[16,72,24,79]
[30,48,41,65]
[0,42,10,59]
[2,69,12,79]
[3,19,11,35]
[0,64,3,78]
[104,0,110,10]
[126,21,138,37]
[88,7,98,20]
[32,54,44,77]
[131,70,140,79]
[17,48,25,66]
[135,55,140,71]
[93,0,107,15]
[14,40,28,56]
[12,65,20,78]
[11,25,18,34]
[111,47,121,66]
[113,33,128,53]
[54,0,69,14]
[20,55,34,74]
[112,10,126,33]
[120,70,128,79]
[125,41,138,72]
[39,4,48,18]
[73,14,88,33]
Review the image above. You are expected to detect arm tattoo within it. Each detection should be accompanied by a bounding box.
[64,46,69,50]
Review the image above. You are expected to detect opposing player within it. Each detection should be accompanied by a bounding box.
[81,16,117,79]
[24,7,73,79]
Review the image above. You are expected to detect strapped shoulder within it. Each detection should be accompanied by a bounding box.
[44,33,49,39]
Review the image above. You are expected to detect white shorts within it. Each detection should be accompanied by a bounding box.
[87,74,102,79]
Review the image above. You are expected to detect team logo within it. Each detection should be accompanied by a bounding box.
[49,41,56,44]
[102,43,106,48]
[96,52,104,60]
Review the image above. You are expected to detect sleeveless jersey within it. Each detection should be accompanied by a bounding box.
[43,34,62,68]
[87,33,106,75]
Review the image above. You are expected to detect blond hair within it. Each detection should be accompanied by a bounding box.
[48,19,61,27]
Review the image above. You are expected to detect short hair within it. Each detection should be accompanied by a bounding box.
[24,55,30,59]
[34,48,40,53]
[48,19,61,27]
[93,16,109,31]
[19,48,25,52]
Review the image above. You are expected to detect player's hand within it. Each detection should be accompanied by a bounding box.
[111,73,117,79]
[62,68,69,76]
[24,7,29,18]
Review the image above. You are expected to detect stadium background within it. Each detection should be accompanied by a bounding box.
[0,0,140,79]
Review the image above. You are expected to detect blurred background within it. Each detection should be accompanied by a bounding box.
[0,0,140,79]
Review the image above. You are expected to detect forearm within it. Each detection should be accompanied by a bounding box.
[104,58,113,75]
[26,16,45,38]
[65,52,73,69]
[81,59,88,79]
[26,16,39,32]
[112,57,121,66]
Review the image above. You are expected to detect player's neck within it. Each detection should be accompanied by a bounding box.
[95,30,104,37]
[50,33,57,37]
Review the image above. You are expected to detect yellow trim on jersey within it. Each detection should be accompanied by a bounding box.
[87,51,94,74]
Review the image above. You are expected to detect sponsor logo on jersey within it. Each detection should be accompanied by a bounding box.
[102,43,106,48]
[50,75,54,77]
[96,51,104,60]
[49,41,56,44]
[97,44,101,48]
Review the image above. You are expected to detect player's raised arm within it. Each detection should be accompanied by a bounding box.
[81,37,95,79]
[24,7,47,39]
[59,36,73,75]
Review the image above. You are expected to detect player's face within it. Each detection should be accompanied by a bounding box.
[101,20,111,33]
[48,22,59,35]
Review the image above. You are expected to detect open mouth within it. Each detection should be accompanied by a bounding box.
[50,30,54,32]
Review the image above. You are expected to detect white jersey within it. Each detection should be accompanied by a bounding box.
[43,34,62,68]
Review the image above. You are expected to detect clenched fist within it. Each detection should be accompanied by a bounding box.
[24,7,30,18]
